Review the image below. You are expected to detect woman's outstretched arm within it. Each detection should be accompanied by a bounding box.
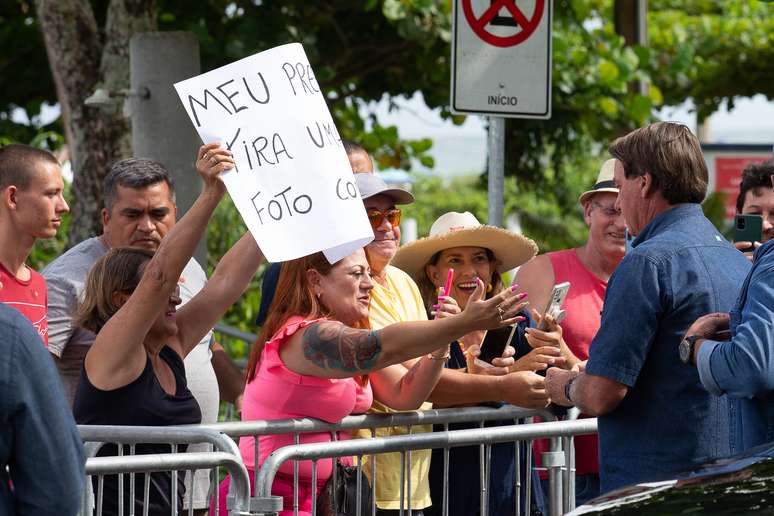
[177,231,264,356]
[280,281,528,379]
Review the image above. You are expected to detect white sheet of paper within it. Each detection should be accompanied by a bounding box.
[174,43,373,263]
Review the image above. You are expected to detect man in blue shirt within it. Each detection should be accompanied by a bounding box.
[681,238,774,453]
[545,122,751,494]
[0,303,84,515]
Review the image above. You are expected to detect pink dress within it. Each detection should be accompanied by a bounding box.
[216,316,373,515]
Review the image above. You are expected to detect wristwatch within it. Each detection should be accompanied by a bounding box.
[679,335,702,365]
[564,375,578,405]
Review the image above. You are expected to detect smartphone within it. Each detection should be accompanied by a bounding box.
[538,282,571,330]
[478,325,518,364]
[734,214,763,250]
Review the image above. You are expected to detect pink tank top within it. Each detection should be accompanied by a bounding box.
[547,249,607,361]
[537,249,606,477]
[240,316,373,483]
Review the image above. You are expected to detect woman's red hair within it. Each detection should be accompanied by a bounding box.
[245,252,369,385]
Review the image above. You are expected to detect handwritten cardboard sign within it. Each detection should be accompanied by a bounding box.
[174,43,374,263]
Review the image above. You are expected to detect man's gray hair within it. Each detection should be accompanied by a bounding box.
[103,158,175,212]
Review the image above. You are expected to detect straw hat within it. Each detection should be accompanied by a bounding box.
[578,159,619,205]
[392,211,538,281]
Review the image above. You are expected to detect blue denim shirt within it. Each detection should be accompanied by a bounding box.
[0,304,85,515]
[585,204,750,493]
[697,239,774,453]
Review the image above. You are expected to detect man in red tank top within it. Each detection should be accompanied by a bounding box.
[515,159,626,505]
[0,144,69,346]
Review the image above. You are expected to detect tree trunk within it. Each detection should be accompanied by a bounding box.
[34,0,156,245]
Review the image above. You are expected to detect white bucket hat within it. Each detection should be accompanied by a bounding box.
[391,211,538,281]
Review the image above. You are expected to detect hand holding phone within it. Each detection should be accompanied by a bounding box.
[734,214,763,252]
[477,325,518,364]
[538,282,570,330]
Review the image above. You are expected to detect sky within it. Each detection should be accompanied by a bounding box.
[369,92,774,176]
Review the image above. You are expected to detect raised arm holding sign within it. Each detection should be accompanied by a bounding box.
[174,43,373,263]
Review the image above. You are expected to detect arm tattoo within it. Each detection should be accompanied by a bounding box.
[302,322,382,373]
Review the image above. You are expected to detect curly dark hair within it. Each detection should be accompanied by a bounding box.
[736,160,774,213]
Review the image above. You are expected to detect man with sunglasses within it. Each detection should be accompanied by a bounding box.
[514,159,626,505]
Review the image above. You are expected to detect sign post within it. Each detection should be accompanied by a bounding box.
[451,0,553,227]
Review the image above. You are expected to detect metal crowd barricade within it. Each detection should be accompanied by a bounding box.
[77,406,594,515]
[85,451,254,516]
[204,405,555,513]
[201,406,589,516]
[79,425,244,516]
[250,418,598,516]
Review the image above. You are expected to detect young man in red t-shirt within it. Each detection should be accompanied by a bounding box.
[0,144,69,345]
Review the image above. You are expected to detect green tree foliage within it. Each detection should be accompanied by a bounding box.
[648,0,774,121]
[504,1,664,185]
[0,2,61,146]
[405,159,597,255]
[205,194,263,358]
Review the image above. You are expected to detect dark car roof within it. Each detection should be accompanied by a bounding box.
[570,442,774,514]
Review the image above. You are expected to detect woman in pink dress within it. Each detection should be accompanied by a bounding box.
[217,248,529,515]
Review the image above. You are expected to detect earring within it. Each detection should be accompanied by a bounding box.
[486,282,493,293]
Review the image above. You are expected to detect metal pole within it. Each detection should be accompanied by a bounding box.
[129,31,206,267]
[487,116,505,227]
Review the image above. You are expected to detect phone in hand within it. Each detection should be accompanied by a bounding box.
[734,214,763,251]
[538,282,570,330]
[478,325,518,364]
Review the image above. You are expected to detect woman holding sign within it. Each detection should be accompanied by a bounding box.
[391,211,561,516]
[218,247,529,515]
[73,144,264,516]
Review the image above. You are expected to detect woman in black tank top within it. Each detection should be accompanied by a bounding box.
[72,145,265,515]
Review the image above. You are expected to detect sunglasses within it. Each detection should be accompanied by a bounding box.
[592,201,622,218]
[366,208,401,230]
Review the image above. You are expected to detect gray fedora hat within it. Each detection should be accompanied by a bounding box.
[355,173,415,205]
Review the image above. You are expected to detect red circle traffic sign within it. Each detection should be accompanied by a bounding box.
[462,0,545,48]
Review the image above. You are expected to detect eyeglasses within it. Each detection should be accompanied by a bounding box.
[366,208,401,230]
[592,202,622,218]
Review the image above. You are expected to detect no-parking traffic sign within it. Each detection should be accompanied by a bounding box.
[451,0,552,119]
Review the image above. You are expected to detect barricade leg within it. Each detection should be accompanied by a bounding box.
[525,439,533,516]
[441,423,449,516]
[542,437,564,516]
[370,428,377,516]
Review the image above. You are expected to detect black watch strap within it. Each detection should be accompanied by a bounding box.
[680,335,701,365]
